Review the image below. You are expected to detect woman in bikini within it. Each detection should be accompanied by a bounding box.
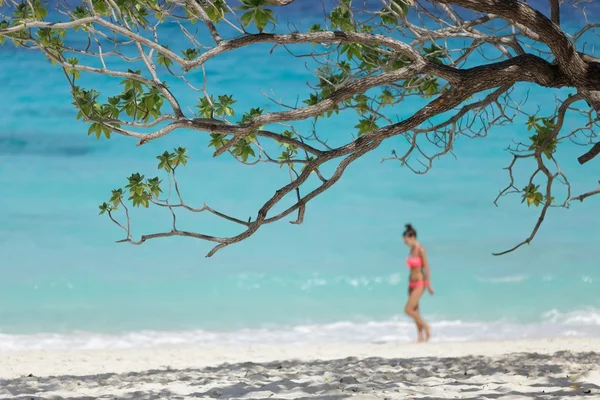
[403,223,434,342]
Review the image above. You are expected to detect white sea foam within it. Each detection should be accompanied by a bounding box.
[542,308,600,326]
[1,308,600,352]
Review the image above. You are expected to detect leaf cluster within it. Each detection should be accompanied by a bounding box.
[527,116,558,159]
[99,147,189,214]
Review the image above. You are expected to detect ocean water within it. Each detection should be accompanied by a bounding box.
[0,1,599,351]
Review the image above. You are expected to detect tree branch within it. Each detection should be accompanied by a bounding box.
[2,0,599,257]
[577,142,600,165]
[436,0,588,81]
[493,93,584,256]
[568,188,600,203]
[549,0,560,26]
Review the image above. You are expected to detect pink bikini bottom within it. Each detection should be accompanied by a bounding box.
[409,281,427,289]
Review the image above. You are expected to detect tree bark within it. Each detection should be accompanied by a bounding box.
[549,0,560,26]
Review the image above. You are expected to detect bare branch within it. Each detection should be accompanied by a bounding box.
[568,188,600,203]
[577,142,600,165]
[549,0,560,26]
[494,93,585,255]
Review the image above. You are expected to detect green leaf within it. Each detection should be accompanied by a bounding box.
[109,188,123,208]
[98,202,110,215]
[302,92,321,107]
[420,77,440,98]
[156,45,172,67]
[0,21,8,45]
[278,150,292,167]
[308,24,322,33]
[241,146,255,162]
[72,5,89,20]
[119,70,144,94]
[240,107,264,127]
[173,146,189,166]
[353,93,370,114]
[526,115,538,131]
[88,122,103,139]
[527,117,557,159]
[328,0,354,31]
[196,95,214,118]
[65,56,80,79]
[340,43,363,61]
[91,0,109,16]
[521,184,545,207]
[157,150,174,172]
[208,133,228,150]
[204,0,227,21]
[254,9,268,31]
[240,11,254,26]
[391,0,409,15]
[215,94,236,117]
[380,7,398,25]
[236,0,275,32]
[147,176,163,198]
[379,88,395,104]
[184,7,199,23]
[181,48,199,60]
[355,115,379,136]
[423,43,445,64]
[301,156,315,173]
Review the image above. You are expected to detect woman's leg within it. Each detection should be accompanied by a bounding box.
[407,288,424,341]
[405,286,429,342]
[414,301,425,340]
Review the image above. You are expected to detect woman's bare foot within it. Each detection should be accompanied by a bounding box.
[423,324,431,342]
[416,327,426,343]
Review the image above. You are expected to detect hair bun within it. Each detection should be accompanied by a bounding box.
[403,223,417,238]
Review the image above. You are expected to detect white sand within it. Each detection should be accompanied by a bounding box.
[1,338,600,399]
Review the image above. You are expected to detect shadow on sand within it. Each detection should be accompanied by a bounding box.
[1,350,599,399]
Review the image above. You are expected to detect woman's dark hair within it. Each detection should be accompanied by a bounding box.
[403,223,417,238]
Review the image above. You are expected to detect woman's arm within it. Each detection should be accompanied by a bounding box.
[420,246,434,295]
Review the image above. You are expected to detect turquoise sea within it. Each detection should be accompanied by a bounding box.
[0,1,599,350]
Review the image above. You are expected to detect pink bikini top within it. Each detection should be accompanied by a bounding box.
[406,256,422,269]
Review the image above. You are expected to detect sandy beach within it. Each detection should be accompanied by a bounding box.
[1,338,599,399]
